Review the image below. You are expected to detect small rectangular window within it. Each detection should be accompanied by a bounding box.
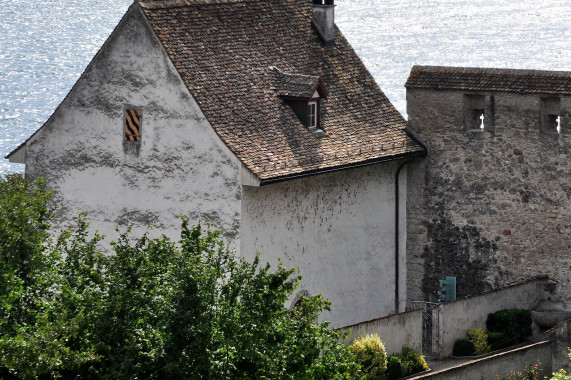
[464,94,487,131]
[541,98,561,134]
[473,109,485,130]
[308,102,317,129]
[124,108,142,142]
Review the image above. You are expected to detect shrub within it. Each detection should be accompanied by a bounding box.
[453,338,475,356]
[486,331,512,351]
[466,327,491,355]
[486,309,532,343]
[386,355,403,380]
[350,334,388,380]
[399,345,429,376]
[385,345,428,379]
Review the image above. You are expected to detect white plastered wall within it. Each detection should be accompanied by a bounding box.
[240,161,408,328]
[23,5,242,247]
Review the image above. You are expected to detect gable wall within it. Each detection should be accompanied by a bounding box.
[23,6,242,244]
[406,87,570,307]
[241,161,408,328]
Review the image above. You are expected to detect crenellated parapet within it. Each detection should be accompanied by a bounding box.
[405,66,570,139]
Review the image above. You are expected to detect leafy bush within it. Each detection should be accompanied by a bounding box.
[466,327,491,355]
[0,175,358,379]
[386,355,403,380]
[486,331,511,351]
[486,309,532,343]
[453,338,475,356]
[385,345,428,379]
[350,334,387,380]
[399,345,429,376]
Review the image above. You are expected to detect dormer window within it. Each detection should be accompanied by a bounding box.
[308,101,317,129]
[270,66,328,136]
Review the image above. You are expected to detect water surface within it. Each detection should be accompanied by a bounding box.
[1,0,569,174]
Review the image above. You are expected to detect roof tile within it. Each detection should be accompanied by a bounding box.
[406,65,571,95]
[141,0,424,181]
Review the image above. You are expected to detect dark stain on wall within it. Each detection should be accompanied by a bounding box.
[422,215,498,301]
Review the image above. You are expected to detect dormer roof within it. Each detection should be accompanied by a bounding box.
[270,67,327,100]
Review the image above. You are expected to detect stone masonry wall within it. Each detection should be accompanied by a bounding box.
[405,88,570,307]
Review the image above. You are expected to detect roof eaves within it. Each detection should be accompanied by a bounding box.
[259,149,427,186]
[5,141,25,160]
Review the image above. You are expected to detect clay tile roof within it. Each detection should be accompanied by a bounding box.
[405,65,571,95]
[140,0,425,182]
[270,67,324,99]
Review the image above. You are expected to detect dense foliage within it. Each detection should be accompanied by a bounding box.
[453,327,492,357]
[0,174,358,379]
[452,338,475,356]
[454,309,533,358]
[466,327,491,355]
[486,331,510,351]
[349,334,387,380]
[386,345,429,379]
[486,308,532,344]
[349,335,428,380]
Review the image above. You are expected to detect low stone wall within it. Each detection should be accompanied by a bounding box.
[540,320,571,372]
[340,309,423,355]
[410,341,552,380]
[436,278,554,357]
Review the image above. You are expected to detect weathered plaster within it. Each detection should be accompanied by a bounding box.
[241,162,408,328]
[406,87,570,307]
[23,6,242,245]
[17,3,413,330]
[436,278,555,357]
[342,309,423,355]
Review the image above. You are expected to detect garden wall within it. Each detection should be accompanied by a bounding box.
[410,341,552,380]
[435,278,555,357]
[341,309,423,355]
[541,319,571,372]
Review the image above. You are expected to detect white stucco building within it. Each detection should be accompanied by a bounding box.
[7,0,426,327]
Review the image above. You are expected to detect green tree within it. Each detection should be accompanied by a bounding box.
[0,174,357,379]
[0,175,97,379]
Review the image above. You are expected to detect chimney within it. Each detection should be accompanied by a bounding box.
[312,0,335,50]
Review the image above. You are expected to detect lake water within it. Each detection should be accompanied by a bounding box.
[1,0,569,174]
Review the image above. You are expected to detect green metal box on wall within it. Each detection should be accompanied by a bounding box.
[438,276,456,302]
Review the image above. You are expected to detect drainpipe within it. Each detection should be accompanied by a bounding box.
[394,160,408,314]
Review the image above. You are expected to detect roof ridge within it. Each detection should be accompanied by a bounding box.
[411,65,571,77]
[139,0,258,10]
